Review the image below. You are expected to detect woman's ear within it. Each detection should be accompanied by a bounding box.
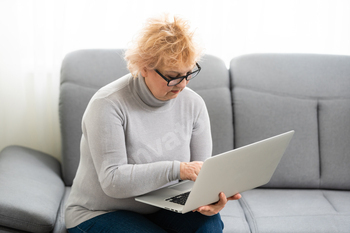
[140,67,148,78]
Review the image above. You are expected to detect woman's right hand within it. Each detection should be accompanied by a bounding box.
[180,161,203,181]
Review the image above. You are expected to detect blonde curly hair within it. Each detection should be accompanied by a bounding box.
[125,14,202,77]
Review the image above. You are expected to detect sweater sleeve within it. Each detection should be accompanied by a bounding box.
[190,98,213,162]
[82,97,180,199]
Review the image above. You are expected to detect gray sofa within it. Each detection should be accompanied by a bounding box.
[1,49,350,233]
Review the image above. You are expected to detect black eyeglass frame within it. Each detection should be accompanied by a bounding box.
[155,63,201,86]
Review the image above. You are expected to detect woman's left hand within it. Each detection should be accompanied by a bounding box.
[193,192,242,216]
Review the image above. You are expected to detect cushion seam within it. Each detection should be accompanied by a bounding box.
[234,86,350,101]
[322,191,339,212]
[239,196,258,233]
[252,213,350,219]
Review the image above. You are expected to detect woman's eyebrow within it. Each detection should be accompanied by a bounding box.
[163,64,196,75]
[165,71,182,75]
[165,68,193,75]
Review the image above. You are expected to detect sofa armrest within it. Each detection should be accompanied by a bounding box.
[0,146,65,233]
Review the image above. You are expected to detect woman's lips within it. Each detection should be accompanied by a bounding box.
[171,90,180,94]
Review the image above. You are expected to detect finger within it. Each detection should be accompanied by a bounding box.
[191,174,198,182]
[197,206,210,212]
[217,192,228,205]
[195,193,228,216]
[199,206,219,215]
[191,162,203,181]
[197,204,223,216]
[227,193,242,201]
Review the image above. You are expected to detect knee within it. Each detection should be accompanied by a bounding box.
[196,213,224,233]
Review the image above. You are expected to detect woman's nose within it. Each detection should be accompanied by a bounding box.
[176,78,189,88]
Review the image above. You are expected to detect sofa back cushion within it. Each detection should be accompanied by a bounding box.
[230,54,350,190]
[60,49,129,185]
[187,54,234,156]
[60,50,233,186]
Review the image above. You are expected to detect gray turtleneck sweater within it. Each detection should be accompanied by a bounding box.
[65,74,212,228]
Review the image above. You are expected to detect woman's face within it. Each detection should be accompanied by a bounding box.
[141,63,194,101]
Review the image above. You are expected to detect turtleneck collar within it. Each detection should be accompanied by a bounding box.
[131,73,173,108]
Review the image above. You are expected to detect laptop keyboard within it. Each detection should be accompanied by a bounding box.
[165,191,190,205]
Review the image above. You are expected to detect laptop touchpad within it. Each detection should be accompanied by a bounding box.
[168,181,194,192]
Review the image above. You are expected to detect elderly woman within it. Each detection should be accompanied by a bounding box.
[65,14,241,233]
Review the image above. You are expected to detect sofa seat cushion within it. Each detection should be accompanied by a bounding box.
[239,189,350,233]
[220,200,251,233]
[53,187,71,233]
[0,146,65,233]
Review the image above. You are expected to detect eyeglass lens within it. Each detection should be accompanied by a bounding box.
[167,69,200,86]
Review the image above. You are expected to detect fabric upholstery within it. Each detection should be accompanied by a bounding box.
[220,201,251,233]
[53,187,71,233]
[230,53,350,189]
[240,189,350,233]
[60,49,129,185]
[319,99,350,189]
[188,54,234,156]
[0,146,65,233]
[0,225,29,233]
[231,53,350,233]
[232,87,319,188]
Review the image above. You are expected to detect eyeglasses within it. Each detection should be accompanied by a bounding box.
[155,63,201,86]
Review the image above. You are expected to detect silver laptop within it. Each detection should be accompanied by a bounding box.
[135,130,294,214]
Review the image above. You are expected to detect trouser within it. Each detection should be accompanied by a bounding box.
[67,209,224,233]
